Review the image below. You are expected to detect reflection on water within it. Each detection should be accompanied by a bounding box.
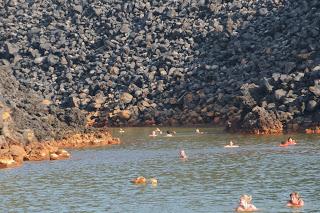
[0,127,319,212]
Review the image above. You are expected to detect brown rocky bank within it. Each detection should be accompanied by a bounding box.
[0,68,120,169]
[0,127,120,169]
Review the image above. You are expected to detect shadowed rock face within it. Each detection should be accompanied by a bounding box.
[0,68,120,169]
[1,0,320,134]
[0,68,86,141]
[241,106,283,134]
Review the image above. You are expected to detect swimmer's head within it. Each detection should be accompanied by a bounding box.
[179,149,187,158]
[240,194,252,203]
[290,192,300,199]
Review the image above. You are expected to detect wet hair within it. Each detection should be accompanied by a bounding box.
[290,192,300,199]
[240,194,252,203]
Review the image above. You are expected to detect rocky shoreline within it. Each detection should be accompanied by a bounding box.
[0,69,120,169]
[1,0,320,139]
[0,128,120,169]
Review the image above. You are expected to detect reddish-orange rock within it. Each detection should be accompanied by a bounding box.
[0,150,21,169]
[9,144,27,163]
[1,129,120,169]
[50,149,70,160]
[24,142,53,161]
[54,130,120,148]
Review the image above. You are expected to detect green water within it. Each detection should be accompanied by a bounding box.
[0,127,319,212]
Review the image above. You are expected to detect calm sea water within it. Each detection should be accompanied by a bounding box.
[0,127,319,212]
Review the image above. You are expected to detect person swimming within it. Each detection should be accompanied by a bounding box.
[280,137,296,147]
[286,137,296,145]
[287,192,304,207]
[224,141,239,148]
[195,128,204,134]
[179,149,187,159]
[155,128,162,134]
[149,131,157,137]
[149,178,158,186]
[279,140,289,147]
[166,130,174,137]
[130,176,147,184]
[119,128,125,133]
[236,194,258,212]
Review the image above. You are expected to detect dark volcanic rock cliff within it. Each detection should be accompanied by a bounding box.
[1,0,320,133]
[0,67,85,141]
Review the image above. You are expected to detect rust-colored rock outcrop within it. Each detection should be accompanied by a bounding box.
[24,142,56,161]
[228,106,283,134]
[0,130,120,169]
[52,130,120,149]
[0,150,21,169]
[0,141,24,168]
[50,149,70,160]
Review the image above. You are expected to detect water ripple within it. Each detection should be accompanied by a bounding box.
[0,128,319,212]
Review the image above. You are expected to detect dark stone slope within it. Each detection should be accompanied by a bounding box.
[0,67,86,141]
[1,0,320,133]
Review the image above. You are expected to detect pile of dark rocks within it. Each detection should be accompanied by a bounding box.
[0,67,86,141]
[1,0,320,133]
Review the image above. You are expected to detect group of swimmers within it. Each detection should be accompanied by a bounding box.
[225,137,297,148]
[121,128,304,211]
[130,176,158,186]
[132,147,305,211]
[235,192,304,211]
[121,128,298,148]
[149,128,177,137]
[120,128,175,137]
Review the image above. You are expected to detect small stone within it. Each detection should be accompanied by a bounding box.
[110,66,119,75]
[312,65,320,71]
[167,9,177,18]
[272,73,281,82]
[120,24,130,33]
[120,92,133,104]
[261,77,273,92]
[309,85,320,97]
[73,4,83,13]
[274,89,287,100]
[294,72,304,81]
[5,42,18,55]
[61,57,68,65]
[284,62,296,73]
[259,8,268,16]
[47,54,59,65]
[34,57,45,64]
[307,100,317,112]
[159,68,167,76]
[118,110,131,120]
